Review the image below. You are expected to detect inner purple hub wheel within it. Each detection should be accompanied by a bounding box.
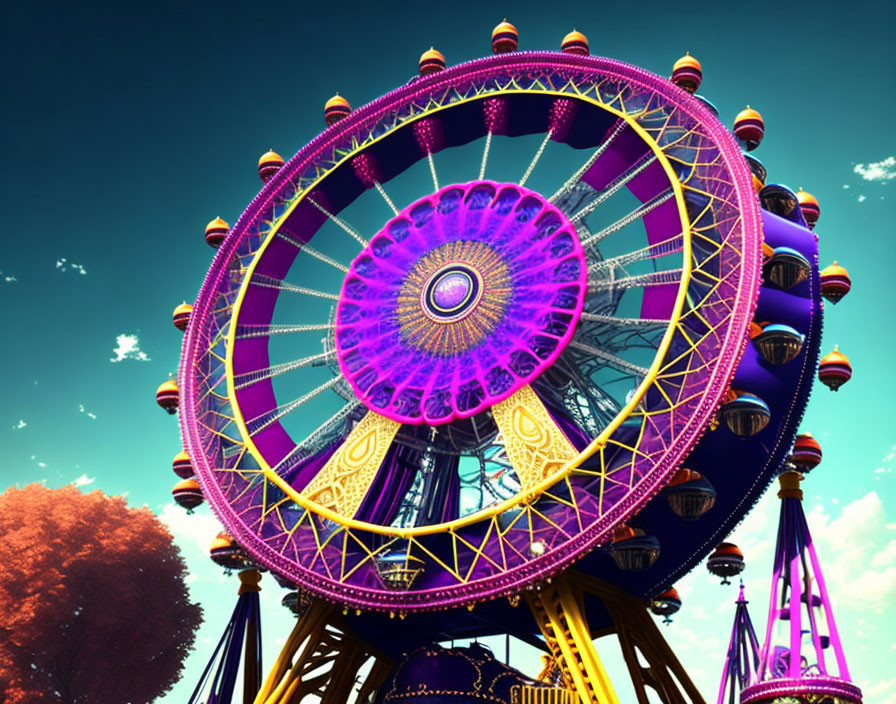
[335,180,587,425]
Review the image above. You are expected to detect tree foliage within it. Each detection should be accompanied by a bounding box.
[0,484,203,704]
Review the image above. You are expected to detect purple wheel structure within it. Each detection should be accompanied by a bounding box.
[179,52,763,613]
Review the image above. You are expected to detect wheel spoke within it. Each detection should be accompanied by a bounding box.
[245,376,342,435]
[549,119,628,203]
[579,312,671,329]
[234,350,336,389]
[270,401,361,476]
[589,234,683,273]
[581,190,676,247]
[568,341,650,378]
[427,152,439,191]
[235,323,333,340]
[250,274,339,301]
[276,233,350,273]
[478,131,493,180]
[307,198,368,247]
[519,130,553,187]
[588,268,683,292]
[570,153,659,224]
[373,182,400,215]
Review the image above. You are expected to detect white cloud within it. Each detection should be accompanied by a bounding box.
[875,445,896,480]
[854,156,896,182]
[804,491,896,613]
[12,419,26,430]
[0,270,17,282]
[110,333,150,363]
[707,489,896,614]
[55,257,87,275]
[861,674,896,704]
[728,486,778,559]
[158,502,222,555]
[72,474,95,487]
[78,404,97,420]
[858,194,867,203]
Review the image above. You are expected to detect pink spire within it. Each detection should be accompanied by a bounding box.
[740,472,863,704]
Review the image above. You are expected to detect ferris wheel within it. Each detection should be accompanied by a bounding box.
[160,21,860,704]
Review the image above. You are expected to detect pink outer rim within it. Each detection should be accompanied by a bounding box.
[334,180,587,425]
[179,51,763,612]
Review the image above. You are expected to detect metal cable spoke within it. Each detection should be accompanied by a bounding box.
[271,401,360,476]
[301,244,349,273]
[427,152,439,191]
[588,268,683,292]
[579,312,671,328]
[235,323,333,340]
[582,190,676,247]
[307,198,368,247]
[549,119,628,203]
[478,131,493,180]
[250,274,339,301]
[571,154,659,224]
[589,234,684,273]
[569,341,650,378]
[519,130,553,187]
[373,182,399,215]
[234,350,336,389]
[276,233,350,273]
[246,376,342,435]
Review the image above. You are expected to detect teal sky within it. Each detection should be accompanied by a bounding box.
[2,1,895,702]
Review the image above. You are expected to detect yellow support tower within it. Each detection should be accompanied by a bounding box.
[526,577,621,704]
[253,598,392,704]
[577,574,706,704]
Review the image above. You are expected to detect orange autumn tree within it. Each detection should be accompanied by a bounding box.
[0,484,203,704]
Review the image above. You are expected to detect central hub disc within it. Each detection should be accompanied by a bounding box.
[335,181,587,425]
[423,265,483,321]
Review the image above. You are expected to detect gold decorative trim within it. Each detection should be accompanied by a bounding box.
[492,385,579,494]
[300,411,401,519]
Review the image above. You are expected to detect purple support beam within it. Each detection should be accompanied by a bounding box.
[716,584,761,704]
